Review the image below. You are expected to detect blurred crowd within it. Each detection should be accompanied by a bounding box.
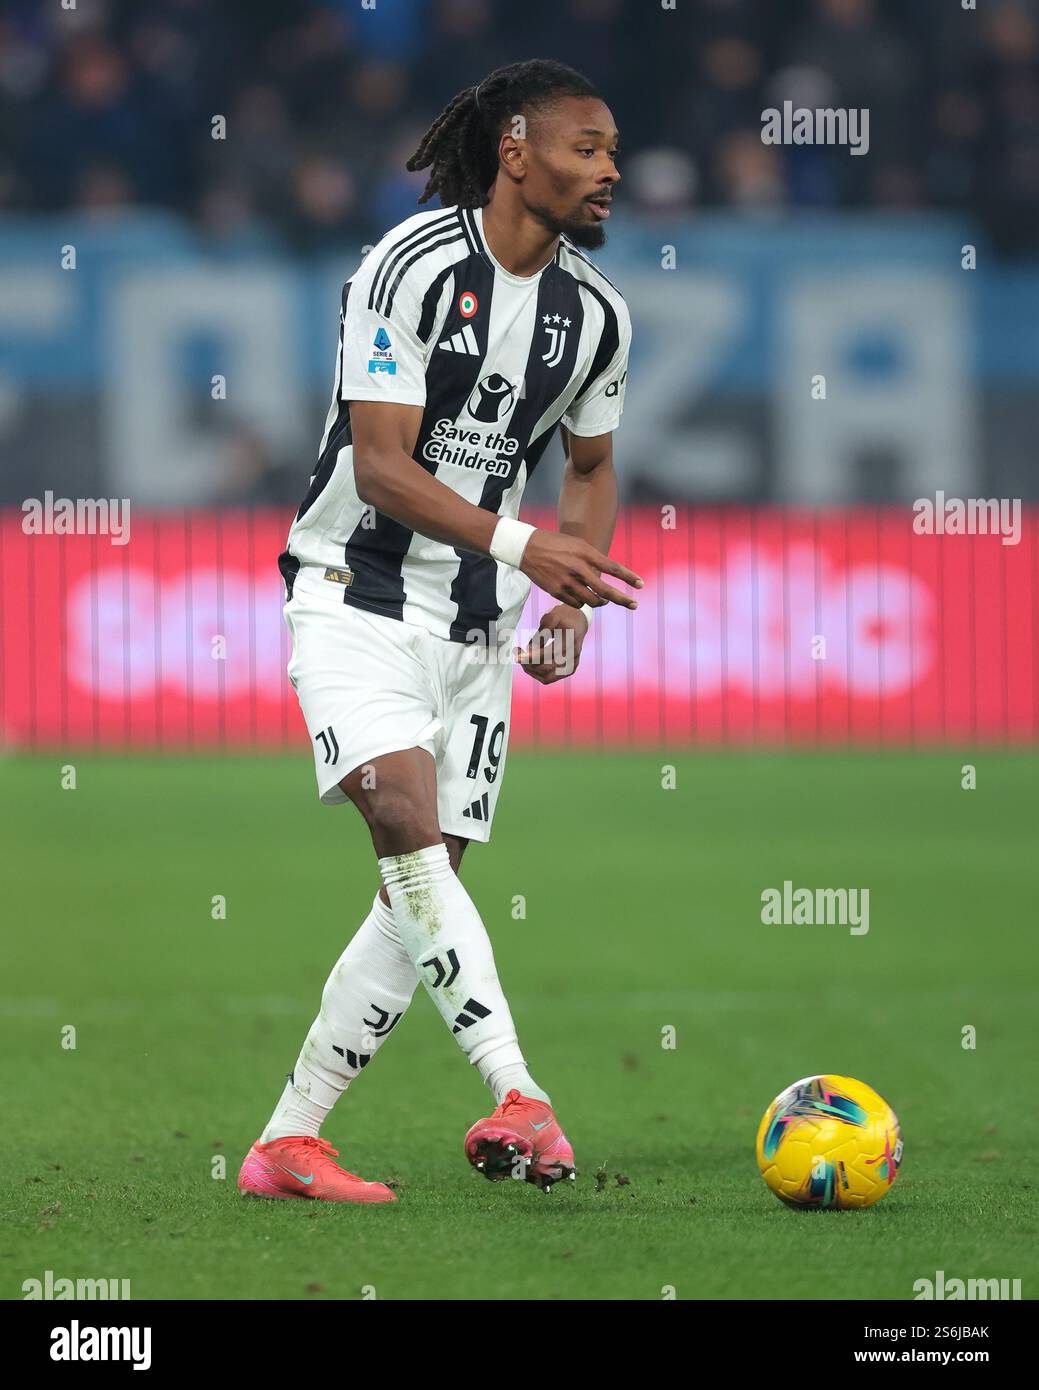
[1,0,1037,255]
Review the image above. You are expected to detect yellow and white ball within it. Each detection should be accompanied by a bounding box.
[756,1074,902,1210]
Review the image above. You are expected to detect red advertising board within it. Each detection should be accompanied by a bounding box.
[1,507,1036,747]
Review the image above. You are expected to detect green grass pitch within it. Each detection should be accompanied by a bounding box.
[2,748,1036,1300]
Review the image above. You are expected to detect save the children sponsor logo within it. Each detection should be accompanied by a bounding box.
[421,416,519,478]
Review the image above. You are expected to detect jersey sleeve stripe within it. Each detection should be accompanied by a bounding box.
[569,282,620,405]
[383,230,466,319]
[558,236,623,296]
[367,210,460,314]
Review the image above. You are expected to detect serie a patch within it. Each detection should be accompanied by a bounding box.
[323,566,354,587]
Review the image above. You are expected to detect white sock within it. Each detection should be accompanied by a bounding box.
[378,843,548,1104]
[485,1059,551,1106]
[260,892,419,1142]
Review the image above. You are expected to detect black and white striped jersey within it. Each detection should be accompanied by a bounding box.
[278,204,631,643]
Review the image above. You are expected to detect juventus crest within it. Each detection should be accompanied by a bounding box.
[540,312,571,368]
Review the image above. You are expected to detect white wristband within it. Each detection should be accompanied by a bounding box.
[489,517,537,568]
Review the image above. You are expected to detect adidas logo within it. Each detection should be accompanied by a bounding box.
[331,1045,370,1070]
[461,791,490,822]
[452,997,491,1034]
[438,324,480,355]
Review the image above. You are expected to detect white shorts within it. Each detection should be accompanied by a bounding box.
[283,566,514,842]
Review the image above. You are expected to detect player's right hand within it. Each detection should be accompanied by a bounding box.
[519,530,643,610]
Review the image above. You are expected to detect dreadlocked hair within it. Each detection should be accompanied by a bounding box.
[406,59,601,209]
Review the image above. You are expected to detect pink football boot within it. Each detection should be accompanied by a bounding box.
[238,1135,396,1203]
[464,1089,576,1191]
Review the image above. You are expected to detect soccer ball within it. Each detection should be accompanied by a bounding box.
[755,1074,903,1210]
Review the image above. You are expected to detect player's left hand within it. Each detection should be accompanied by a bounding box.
[513,606,589,685]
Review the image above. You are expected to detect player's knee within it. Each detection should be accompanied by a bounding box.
[353,784,440,853]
